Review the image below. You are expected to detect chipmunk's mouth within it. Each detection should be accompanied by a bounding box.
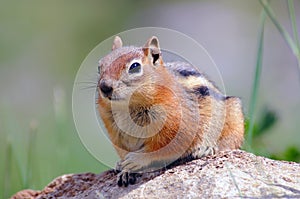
[106,93,127,102]
[100,94,121,101]
[97,85,135,103]
[108,96,124,101]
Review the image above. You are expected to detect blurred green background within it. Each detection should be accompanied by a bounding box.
[1,0,299,197]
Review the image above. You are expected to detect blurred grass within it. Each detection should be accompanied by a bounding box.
[0,1,144,197]
[246,0,300,160]
[3,142,12,199]
[24,120,38,189]
[1,89,111,197]
[288,0,300,76]
[246,6,267,150]
[288,0,300,51]
[259,0,300,71]
[2,116,24,198]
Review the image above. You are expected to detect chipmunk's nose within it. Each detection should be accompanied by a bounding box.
[99,79,113,99]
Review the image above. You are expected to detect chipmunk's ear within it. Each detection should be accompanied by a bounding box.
[143,36,162,66]
[112,36,123,51]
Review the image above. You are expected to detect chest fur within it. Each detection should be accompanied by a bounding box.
[111,106,167,152]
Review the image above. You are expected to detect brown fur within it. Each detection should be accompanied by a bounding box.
[218,97,244,150]
[97,36,244,186]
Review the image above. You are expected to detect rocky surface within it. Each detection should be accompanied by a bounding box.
[11,150,300,199]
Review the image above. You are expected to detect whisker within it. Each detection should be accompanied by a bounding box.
[76,81,98,85]
[79,85,97,91]
[75,72,99,86]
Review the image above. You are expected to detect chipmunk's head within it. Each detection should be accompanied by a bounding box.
[98,36,164,103]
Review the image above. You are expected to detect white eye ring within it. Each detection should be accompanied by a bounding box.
[127,59,143,75]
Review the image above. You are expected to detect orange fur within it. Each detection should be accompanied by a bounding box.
[97,36,244,184]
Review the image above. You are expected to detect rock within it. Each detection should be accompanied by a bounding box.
[11,189,40,199]
[11,150,300,199]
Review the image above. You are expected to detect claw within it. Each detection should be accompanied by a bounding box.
[129,173,137,185]
[114,168,121,175]
[116,152,148,186]
[123,172,129,187]
[117,172,129,187]
[117,172,140,187]
[117,174,123,186]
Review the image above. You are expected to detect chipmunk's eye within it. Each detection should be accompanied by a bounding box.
[128,62,141,74]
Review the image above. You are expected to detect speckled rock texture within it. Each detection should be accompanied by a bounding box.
[11,150,300,199]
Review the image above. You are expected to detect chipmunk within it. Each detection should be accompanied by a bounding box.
[97,36,244,187]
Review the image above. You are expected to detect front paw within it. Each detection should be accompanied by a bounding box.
[191,146,218,159]
[117,171,140,187]
[120,152,150,173]
[116,152,149,187]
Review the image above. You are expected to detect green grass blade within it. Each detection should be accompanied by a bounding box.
[24,120,38,189]
[3,141,12,199]
[288,0,300,51]
[247,8,267,149]
[287,0,300,73]
[259,0,300,71]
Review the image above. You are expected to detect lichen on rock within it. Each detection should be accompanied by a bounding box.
[11,150,300,199]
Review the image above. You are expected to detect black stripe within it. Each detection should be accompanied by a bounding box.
[177,69,201,77]
[194,86,225,101]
